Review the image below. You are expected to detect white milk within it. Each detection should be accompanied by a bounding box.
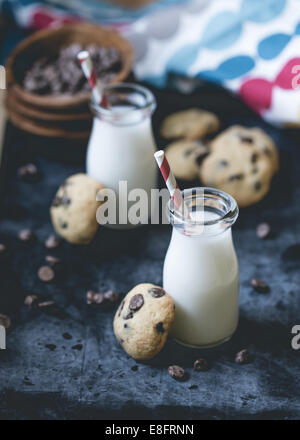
[86,85,157,229]
[163,196,239,348]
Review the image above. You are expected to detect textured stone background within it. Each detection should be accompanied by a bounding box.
[0,86,299,420]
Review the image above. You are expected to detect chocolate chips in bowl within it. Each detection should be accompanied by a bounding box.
[5,23,133,139]
[23,44,122,97]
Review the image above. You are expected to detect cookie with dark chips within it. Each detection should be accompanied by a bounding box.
[113,283,175,360]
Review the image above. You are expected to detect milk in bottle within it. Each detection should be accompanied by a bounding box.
[163,187,239,348]
[86,83,157,228]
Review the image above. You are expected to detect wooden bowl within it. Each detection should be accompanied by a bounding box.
[6,22,134,111]
[7,87,91,122]
[7,107,91,140]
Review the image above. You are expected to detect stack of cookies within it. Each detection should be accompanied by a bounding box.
[161,110,279,208]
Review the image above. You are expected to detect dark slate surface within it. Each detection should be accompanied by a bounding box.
[0,86,300,420]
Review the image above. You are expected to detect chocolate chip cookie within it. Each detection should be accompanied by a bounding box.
[114,283,175,360]
[200,136,275,207]
[210,125,279,174]
[160,108,220,140]
[165,140,210,181]
[50,173,104,244]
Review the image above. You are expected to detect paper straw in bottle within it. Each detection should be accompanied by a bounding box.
[77,50,107,107]
[154,150,190,220]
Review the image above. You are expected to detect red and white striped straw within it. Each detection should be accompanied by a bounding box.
[77,50,106,107]
[154,150,190,219]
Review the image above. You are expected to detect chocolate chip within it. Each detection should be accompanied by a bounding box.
[59,220,68,229]
[124,311,134,320]
[24,294,39,308]
[38,266,55,283]
[18,229,34,242]
[195,152,209,167]
[264,147,272,157]
[18,163,39,182]
[0,243,6,254]
[254,181,262,191]
[38,300,56,309]
[235,349,251,364]
[45,344,56,351]
[104,290,119,303]
[218,160,229,168]
[184,148,196,157]
[251,153,258,163]
[193,358,210,371]
[168,365,186,381]
[250,277,270,293]
[148,287,165,298]
[129,294,144,311]
[0,314,11,329]
[52,197,62,207]
[228,174,244,182]
[63,332,72,340]
[45,234,61,249]
[256,222,271,239]
[124,323,128,328]
[156,322,165,334]
[45,255,62,267]
[131,365,138,372]
[118,300,125,317]
[240,136,253,144]
[72,344,83,351]
[86,290,105,305]
[189,385,198,390]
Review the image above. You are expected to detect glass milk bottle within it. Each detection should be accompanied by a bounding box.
[86,83,157,228]
[163,187,239,348]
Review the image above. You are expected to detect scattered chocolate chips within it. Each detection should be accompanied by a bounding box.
[193,358,210,371]
[0,314,11,329]
[0,243,6,254]
[104,290,119,303]
[228,173,244,182]
[45,234,61,249]
[18,229,34,242]
[86,290,105,305]
[72,344,83,351]
[24,376,34,386]
[45,344,56,351]
[235,349,252,364]
[18,163,39,182]
[38,300,55,309]
[129,294,144,311]
[24,294,39,308]
[63,332,72,340]
[131,365,138,372]
[148,287,165,298]
[156,322,165,334]
[38,266,55,283]
[240,136,253,144]
[124,311,134,320]
[45,255,62,268]
[250,277,270,293]
[168,365,186,381]
[256,222,271,239]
